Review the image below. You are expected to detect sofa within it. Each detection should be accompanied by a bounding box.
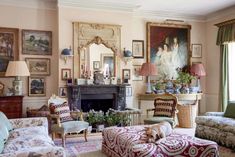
[0,112,65,157]
[195,111,235,149]
[102,125,219,157]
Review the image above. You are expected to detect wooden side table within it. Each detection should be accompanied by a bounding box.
[0,96,24,118]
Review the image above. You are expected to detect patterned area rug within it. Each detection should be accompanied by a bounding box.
[54,128,235,157]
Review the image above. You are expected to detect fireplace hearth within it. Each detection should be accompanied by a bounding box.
[67,85,126,112]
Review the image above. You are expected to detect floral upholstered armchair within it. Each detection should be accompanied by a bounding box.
[48,95,89,147]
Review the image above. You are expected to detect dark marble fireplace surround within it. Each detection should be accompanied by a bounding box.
[67,85,126,112]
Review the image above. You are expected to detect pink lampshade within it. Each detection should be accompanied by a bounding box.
[190,63,206,77]
[139,63,157,76]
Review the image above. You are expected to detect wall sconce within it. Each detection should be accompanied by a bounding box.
[123,48,133,64]
[61,47,73,64]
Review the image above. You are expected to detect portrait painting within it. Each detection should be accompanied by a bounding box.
[0,27,19,76]
[122,69,130,80]
[28,77,46,97]
[147,22,191,80]
[22,29,52,55]
[25,58,50,75]
[101,53,114,77]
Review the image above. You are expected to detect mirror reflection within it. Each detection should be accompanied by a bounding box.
[79,43,115,79]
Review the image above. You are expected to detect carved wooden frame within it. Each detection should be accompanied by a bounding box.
[73,22,121,78]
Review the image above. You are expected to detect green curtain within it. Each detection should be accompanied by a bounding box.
[220,45,229,111]
[216,22,235,111]
[216,24,235,45]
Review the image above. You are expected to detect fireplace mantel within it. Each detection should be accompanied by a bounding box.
[67,85,126,111]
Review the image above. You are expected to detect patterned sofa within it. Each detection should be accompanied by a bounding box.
[0,114,65,157]
[195,112,235,149]
[102,125,219,157]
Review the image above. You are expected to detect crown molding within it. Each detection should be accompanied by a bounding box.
[134,10,207,22]
[0,0,57,10]
[58,0,140,12]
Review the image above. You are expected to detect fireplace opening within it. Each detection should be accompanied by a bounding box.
[81,99,114,113]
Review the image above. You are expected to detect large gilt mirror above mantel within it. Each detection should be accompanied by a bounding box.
[73,22,121,79]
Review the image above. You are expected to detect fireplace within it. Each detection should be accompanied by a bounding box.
[67,85,126,112]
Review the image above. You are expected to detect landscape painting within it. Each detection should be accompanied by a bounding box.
[25,58,50,75]
[0,27,19,76]
[28,77,46,97]
[22,30,52,55]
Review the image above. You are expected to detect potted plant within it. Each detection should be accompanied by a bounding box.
[87,110,105,132]
[154,81,165,94]
[176,68,195,94]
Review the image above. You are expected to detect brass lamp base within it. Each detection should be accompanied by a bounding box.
[13,76,23,95]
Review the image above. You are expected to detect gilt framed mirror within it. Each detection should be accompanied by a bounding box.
[73,22,121,79]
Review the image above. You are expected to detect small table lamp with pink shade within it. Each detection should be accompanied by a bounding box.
[190,63,206,93]
[139,63,157,94]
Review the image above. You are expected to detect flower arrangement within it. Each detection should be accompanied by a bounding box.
[176,68,195,85]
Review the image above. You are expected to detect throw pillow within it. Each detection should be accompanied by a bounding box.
[49,102,73,123]
[0,112,13,131]
[145,121,172,143]
[0,134,4,154]
[0,123,9,150]
[153,98,177,117]
[224,103,235,118]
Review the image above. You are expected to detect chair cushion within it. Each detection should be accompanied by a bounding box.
[49,102,73,122]
[153,98,177,117]
[144,117,175,127]
[0,112,13,131]
[51,121,89,133]
[224,103,235,118]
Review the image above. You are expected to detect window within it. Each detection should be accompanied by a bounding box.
[228,42,235,101]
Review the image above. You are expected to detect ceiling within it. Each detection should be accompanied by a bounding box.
[58,0,235,20]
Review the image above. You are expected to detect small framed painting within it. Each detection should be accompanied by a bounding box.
[132,40,144,58]
[192,44,202,58]
[132,65,143,81]
[59,87,67,98]
[61,68,71,80]
[25,58,50,76]
[122,69,131,80]
[28,77,46,97]
[22,29,52,55]
[93,61,100,70]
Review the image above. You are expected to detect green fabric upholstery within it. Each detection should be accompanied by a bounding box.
[0,112,13,131]
[144,117,175,127]
[0,122,9,153]
[51,121,89,134]
[224,103,235,118]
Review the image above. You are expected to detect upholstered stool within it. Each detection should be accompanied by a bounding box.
[102,125,219,157]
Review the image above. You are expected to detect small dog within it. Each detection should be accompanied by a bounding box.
[145,121,172,143]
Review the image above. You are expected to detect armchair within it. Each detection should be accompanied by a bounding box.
[144,94,178,128]
[48,95,89,147]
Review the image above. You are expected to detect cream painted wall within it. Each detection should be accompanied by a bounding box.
[0,5,58,116]
[57,7,207,113]
[205,11,235,112]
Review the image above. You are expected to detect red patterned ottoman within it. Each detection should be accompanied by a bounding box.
[102,126,219,157]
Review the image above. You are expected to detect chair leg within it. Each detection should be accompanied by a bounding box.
[52,132,55,140]
[84,129,88,142]
[62,134,66,147]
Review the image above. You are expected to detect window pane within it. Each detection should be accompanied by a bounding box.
[228,43,235,101]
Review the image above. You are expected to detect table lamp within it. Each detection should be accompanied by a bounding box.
[5,61,30,95]
[190,63,206,93]
[139,63,157,94]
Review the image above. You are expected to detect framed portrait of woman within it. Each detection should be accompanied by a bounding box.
[147,22,191,81]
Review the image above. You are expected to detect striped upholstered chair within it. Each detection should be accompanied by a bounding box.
[144,94,178,128]
[48,95,89,147]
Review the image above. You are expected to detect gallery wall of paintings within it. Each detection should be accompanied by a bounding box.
[0,27,53,97]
